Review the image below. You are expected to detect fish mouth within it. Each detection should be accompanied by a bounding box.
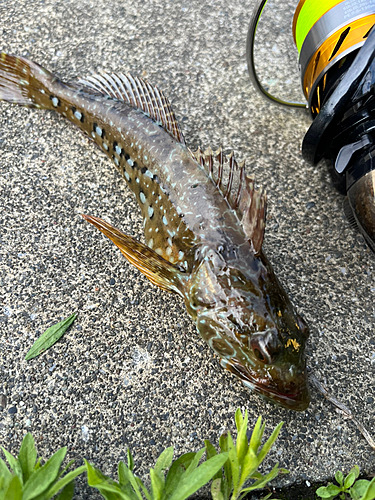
[228,362,310,411]
[251,382,310,411]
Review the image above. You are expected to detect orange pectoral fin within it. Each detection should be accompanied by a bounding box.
[82,214,185,293]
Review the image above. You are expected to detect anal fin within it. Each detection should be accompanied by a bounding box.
[82,215,185,293]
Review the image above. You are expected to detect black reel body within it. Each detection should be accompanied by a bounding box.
[303,29,375,251]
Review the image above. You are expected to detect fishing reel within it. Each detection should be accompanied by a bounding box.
[247,0,375,252]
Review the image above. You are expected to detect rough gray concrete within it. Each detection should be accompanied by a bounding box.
[0,0,374,498]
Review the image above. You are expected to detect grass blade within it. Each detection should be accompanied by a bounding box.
[25,313,77,360]
[257,422,283,465]
[235,410,248,466]
[248,417,265,456]
[18,433,37,483]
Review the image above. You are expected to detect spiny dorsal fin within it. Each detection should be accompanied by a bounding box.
[76,72,186,145]
[192,146,267,253]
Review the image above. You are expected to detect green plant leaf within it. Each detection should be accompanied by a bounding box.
[85,460,127,500]
[22,447,67,500]
[154,446,174,477]
[127,449,134,472]
[248,417,265,455]
[168,453,228,500]
[0,458,13,495]
[359,477,375,500]
[344,470,358,490]
[350,480,370,500]
[1,448,23,483]
[3,475,22,500]
[18,433,37,483]
[164,452,196,498]
[240,463,280,492]
[55,480,75,500]
[316,485,337,499]
[219,433,232,500]
[323,484,342,496]
[238,445,257,487]
[234,409,244,433]
[150,468,164,500]
[235,410,249,467]
[226,431,240,496]
[256,422,283,466]
[44,465,86,499]
[205,440,218,459]
[136,476,152,500]
[25,313,77,360]
[117,462,142,500]
[59,460,76,478]
[335,471,344,487]
[211,478,224,500]
[104,460,141,500]
[204,440,223,482]
[184,448,205,478]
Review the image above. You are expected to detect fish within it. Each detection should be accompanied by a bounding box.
[0,53,310,411]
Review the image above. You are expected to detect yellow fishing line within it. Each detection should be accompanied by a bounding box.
[294,0,345,51]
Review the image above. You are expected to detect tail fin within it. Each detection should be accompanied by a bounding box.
[0,53,55,108]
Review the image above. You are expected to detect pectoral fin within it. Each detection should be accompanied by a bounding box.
[82,214,185,293]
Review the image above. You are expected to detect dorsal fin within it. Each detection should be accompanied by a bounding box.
[75,72,186,145]
[192,147,267,253]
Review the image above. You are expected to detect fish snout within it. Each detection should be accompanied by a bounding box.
[250,329,282,364]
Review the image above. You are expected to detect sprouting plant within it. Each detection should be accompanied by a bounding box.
[85,446,228,500]
[316,466,375,500]
[0,432,86,499]
[204,408,287,500]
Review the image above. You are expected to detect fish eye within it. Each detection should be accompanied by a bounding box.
[250,331,281,364]
[253,346,267,363]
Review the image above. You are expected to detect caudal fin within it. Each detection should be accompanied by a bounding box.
[0,53,54,108]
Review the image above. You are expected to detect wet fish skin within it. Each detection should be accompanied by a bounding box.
[0,53,310,410]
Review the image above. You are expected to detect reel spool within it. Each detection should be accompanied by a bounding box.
[247,0,375,252]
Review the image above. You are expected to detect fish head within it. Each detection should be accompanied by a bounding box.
[185,245,310,411]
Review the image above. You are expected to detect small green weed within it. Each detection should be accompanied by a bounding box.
[204,409,287,500]
[316,466,375,500]
[0,433,85,499]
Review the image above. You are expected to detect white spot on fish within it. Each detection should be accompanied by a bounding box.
[148,238,154,248]
[91,132,96,138]
[95,126,103,137]
[74,110,82,120]
[162,216,168,225]
[140,192,146,204]
[51,97,59,107]
[136,177,140,183]
[145,170,153,178]
[114,157,119,166]
[148,206,154,218]
[124,171,130,181]
[103,143,109,151]
[178,250,184,260]
[127,159,134,167]
[155,248,163,255]
[115,145,122,155]
[166,246,172,256]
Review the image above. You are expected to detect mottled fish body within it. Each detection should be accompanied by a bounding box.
[0,53,310,410]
